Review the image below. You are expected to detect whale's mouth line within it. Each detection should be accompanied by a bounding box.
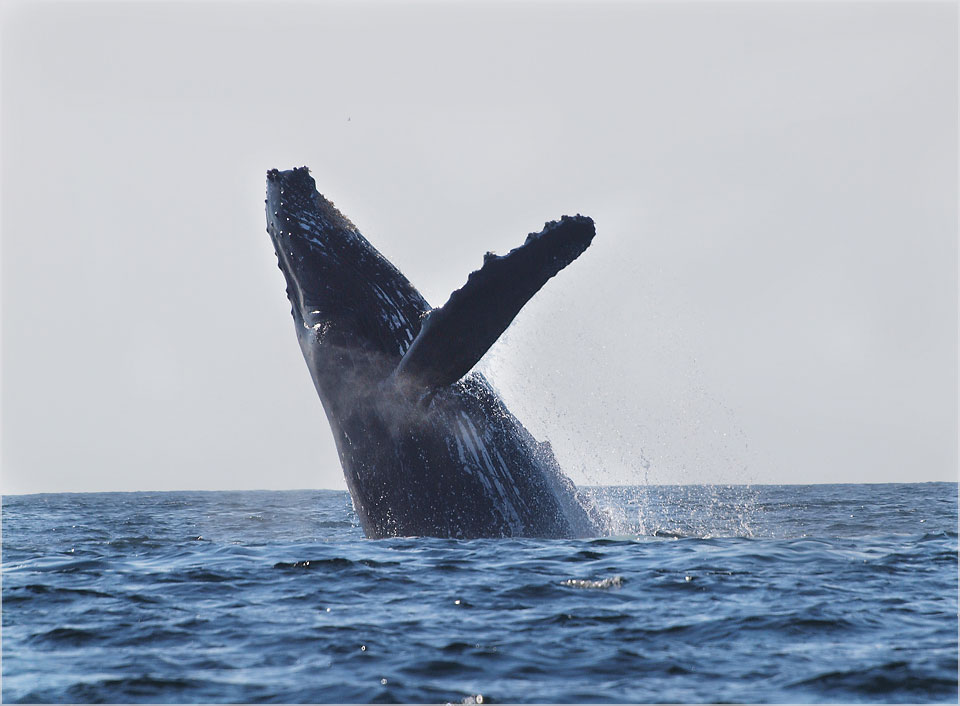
[267,173,325,328]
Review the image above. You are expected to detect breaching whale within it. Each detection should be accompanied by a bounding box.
[266,167,601,539]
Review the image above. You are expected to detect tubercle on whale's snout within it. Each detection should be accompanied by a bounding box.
[266,166,318,211]
[267,165,309,181]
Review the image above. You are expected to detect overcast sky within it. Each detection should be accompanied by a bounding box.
[2,0,956,494]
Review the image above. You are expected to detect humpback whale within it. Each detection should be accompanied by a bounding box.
[266,167,601,539]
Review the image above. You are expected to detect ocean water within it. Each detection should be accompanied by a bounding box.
[3,483,956,703]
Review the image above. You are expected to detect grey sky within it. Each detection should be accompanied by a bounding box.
[2,0,956,494]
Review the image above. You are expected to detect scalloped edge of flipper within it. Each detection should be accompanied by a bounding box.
[391,214,595,395]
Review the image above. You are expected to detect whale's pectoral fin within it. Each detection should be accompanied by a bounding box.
[392,214,596,393]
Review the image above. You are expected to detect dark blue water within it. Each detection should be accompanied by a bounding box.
[3,483,957,703]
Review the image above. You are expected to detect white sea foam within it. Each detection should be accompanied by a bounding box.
[560,575,624,589]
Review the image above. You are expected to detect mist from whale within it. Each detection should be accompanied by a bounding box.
[266,167,603,538]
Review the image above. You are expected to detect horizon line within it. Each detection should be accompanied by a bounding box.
[3,479,957,498]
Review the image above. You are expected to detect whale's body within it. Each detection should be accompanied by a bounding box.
[266,167,601,538]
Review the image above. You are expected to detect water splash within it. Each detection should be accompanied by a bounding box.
[476,309,762,539]
[588,485,758,538]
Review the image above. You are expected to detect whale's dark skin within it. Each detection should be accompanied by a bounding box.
[266,167,602,539]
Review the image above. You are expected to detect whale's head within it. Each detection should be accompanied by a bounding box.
[266,167,427,398]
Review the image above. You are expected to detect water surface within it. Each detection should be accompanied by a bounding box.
[3,483,957,703]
